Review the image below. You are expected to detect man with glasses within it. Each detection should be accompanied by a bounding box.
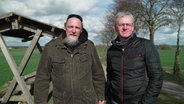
[105,11,163,104]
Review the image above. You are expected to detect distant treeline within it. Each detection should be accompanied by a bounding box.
[5,44,184,50]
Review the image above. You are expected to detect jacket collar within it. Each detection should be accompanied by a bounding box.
[111,33,137,49]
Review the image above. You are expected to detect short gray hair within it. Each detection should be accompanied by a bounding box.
[114,11,135,24]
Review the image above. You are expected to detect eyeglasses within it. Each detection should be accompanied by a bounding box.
[117,23,133,27]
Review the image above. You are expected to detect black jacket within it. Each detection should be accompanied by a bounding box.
[106,34,163,104]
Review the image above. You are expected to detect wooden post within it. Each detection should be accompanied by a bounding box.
[0,34,34,104]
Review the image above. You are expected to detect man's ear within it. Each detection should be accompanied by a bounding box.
[113,25,117,31]
[64,23,66,30]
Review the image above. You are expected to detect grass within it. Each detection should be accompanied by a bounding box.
[0,46,184,103]
[156,71,184,104]
[163,71,184,87]
[157,90,184,104]
[96,45,108,65]
[0,48,40,90]
[159,47,184,73]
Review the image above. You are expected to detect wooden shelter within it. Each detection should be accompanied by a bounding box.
[0,12,64,104]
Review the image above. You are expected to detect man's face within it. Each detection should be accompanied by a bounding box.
[114,15,134,39]
[64,17,82,41]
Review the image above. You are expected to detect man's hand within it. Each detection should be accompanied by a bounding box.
[98,100,105,104]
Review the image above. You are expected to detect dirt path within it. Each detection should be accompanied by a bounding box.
[162,80,184,100]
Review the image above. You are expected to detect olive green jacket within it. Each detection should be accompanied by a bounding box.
[34,32,105,104]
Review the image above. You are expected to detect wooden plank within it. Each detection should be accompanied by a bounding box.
[0,34,34,104]
[36,42,43,53]
[11,19,19,29]
[9,95,26,102]
[0,34,19,103]
[23,71,36,80]
[0,29,42,103]
[0,25,11,33]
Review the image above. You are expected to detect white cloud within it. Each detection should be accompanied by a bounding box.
[1,0,182,46]
[25,0,99,15]
[0,0,101,16]
[0,0,35,16]
[3,36,30,46]
[155,25,184,45]
[0,0,110,46]
[39,36,52,46]
[84,16,104,33]
[31,14,65,28]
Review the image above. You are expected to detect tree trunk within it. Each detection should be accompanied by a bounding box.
[173,22,181,75]
[149,27,154,43]
[173,54,180,75]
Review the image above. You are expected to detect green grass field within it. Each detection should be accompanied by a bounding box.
[0,48,40,90]
[0,46,184,103]
[159,49,184,72]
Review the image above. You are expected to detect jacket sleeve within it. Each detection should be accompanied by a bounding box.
[89,41,105,101]
[140,41,163,104]
[105,48,112,104]
[34,44,51,104]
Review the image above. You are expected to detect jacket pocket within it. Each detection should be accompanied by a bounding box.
[128,54,142,59]
[125,54,144,70]
[53,91,66,104]
[79,53,90,79]
[52,57,66,76]
[81,87,97,103]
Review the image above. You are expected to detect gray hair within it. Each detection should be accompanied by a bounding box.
[114,11,135,24]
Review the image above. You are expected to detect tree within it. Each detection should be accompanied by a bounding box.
[100,11,117,46]
[100,0,170,46]
[139,0,170,43]
[166,0,184,75]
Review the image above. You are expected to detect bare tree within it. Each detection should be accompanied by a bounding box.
[100,10,117,47]
[139,0,170,43]
[166,0,184,75]
[100,0,171,46]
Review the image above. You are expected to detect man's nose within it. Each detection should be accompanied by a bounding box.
[72,28,76,32]
[122,25,128,30]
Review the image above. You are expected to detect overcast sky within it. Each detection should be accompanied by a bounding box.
[0,0,183,46]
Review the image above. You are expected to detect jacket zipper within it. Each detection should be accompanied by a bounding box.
[121,48,125,104]
[71,53,74,104]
